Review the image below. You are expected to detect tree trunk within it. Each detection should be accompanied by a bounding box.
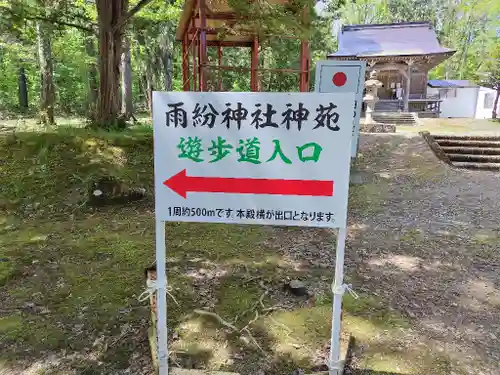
[85,35,98,115]
[145,70,153,115]
[121,36,133,119]
[95,0,128,128]
[18,67,28,111]
[36,21,55,125]
[493,88,500,120]
[164,50,173,91]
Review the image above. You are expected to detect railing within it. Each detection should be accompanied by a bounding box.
[408,99,441,115]
[373,98,441,115]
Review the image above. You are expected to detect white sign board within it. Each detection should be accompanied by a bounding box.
[153,91,355,228]
[314,60,366,158]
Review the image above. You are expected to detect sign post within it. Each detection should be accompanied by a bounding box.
[314,60,367,159]
[153,91,355,375]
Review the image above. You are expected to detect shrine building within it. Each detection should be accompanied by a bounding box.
[328,21,456,117]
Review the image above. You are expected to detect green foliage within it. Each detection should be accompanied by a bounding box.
[477,41,500,90]
[1,0,496,120]
[0,0,335,119]
[332,0,500,81]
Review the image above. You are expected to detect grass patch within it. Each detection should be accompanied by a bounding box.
[0,127,153,219]
[216,275,266,323]
[398,118,500,134]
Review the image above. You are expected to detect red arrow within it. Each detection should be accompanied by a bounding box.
[163,169,334,199]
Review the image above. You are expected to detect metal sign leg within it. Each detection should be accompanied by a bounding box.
[329,227,347,375]
[156,220,169,375]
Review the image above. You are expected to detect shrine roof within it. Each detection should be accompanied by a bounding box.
[428,80,478,88]
[175,0,290,42]
[328,21,455,59]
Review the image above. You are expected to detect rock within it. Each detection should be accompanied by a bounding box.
[361,123,396,133]
[38,307,51,315]
[88,176,146,206]
[287,279,308,297]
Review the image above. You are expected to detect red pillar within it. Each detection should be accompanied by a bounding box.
[191,18,197,91]
[217,45,223,91]
[182,33,189,91]
[300,40,310,92]
[250,36,259,92]
[198,0,207,91]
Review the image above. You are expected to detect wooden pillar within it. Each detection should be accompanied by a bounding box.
[299,5,310,92]
[404,63,411,112]
[191,18,197,91]
[306,45,311,91]
[217,45,223,91]
[182,33,189,91]
[250,36,259,92]
[198,0,207,92]
[300,40,310,92]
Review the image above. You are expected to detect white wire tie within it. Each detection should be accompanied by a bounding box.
[138,279,180,306]
[138,279,157,302]
[331,283,359,300]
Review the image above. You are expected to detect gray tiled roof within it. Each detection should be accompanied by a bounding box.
[329,21,455,58]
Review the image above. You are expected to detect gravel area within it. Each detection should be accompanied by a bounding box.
[274,133,500,374]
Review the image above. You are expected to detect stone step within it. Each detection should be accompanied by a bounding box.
[433,135,500,141]
[171,370,239,375]
[447,153,500,163]
[440,146,500,155]
[375,102,402,111]
[372,118,415,122]
[452,162,500,171]
[372,115,414,121]
[372,115,414,119]
[372,117,415,123]
[436,139,500,147]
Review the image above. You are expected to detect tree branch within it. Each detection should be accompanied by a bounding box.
[114,0,155,32]
[25,15,97,33]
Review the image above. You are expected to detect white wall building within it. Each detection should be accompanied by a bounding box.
[427,80,499,119]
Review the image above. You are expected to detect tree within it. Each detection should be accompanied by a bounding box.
[121,35,133,119]
[94,0,156,127]
[36,19,55,125]
[477,42,500,119]
[0,0,332,122]
[84,33,98,115]
[2,0,155,127]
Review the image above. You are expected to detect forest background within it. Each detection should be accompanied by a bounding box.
[0,0,499,128]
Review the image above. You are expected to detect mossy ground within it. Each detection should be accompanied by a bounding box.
[0,124,457,375]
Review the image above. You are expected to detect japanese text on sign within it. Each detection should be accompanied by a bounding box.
[166,101,341,131]
[153,91,355,228]
[177,136,323,164]
[167,206,336,224]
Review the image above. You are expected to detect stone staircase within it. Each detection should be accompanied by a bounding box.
[371,112,418,126]
[423,133,500,171]
[375,100,402,112]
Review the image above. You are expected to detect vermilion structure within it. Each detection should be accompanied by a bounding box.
[175,0,311,92]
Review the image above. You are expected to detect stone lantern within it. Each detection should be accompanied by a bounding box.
[363,70,383,125]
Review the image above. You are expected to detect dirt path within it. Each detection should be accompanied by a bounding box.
[274,133,500,374]
[354,133,500,374]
